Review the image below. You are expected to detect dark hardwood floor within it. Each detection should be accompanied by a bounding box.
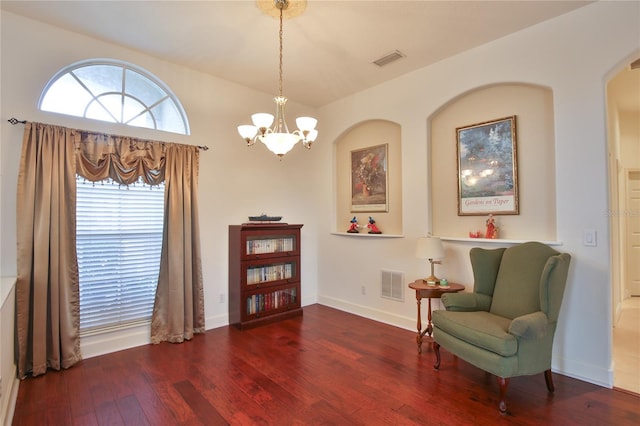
[12,304,640,425]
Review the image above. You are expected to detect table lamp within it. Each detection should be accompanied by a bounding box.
[416,236,445,284]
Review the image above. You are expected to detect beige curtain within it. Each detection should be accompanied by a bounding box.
[75,131,166,185]
[16,122,82,378]
[151,143,205,343]
[16,122,204,377]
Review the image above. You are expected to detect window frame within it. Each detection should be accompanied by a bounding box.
[38,58,190,135]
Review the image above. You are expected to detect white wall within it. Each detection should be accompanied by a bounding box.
[315,1,640,388]
[0,11,323,362]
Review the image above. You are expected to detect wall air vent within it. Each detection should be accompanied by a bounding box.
[381,269,404,301]
[373,50,405,67]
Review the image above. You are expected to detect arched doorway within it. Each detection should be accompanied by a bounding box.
[607,55,640,395]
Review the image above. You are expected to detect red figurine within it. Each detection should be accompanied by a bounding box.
[347,216,360,233]
[367,216,382,234]
[485,214,498,239]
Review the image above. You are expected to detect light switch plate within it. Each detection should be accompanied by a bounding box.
[583,229,597,246]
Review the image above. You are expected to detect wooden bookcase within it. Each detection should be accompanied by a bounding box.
[228,223,303,329]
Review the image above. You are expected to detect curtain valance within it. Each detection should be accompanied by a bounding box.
[76,131,167,185]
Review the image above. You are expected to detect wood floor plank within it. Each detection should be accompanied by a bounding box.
[115,394,150,426]
[173,380,228,425]
[11,304,640,425]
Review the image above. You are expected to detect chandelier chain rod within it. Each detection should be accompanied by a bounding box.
[278,5,284,97]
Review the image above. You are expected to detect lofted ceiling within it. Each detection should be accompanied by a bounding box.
[2,0,595,108]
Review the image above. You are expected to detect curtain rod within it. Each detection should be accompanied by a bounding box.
[7,117,209,151]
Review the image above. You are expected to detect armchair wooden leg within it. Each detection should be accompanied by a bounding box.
[434,342,441,370]
[544,369,555,393]
[497,377,509,413]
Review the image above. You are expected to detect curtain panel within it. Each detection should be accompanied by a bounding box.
[16,122,204,378]
[151,144,205,343]
[16,123,82,378]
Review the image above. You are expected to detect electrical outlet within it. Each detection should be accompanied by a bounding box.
[219,293,225,303]
[361,285,366,295]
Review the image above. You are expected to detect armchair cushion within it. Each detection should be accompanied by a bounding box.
[470,247,505,297]
[432,310,516,357]
[490,243,560,319]
[441,292,492,312]
[508,311,548,340]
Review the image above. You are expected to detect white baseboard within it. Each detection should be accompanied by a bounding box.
[206,312,229,330]
[81,312,234,359]
[552,354,613,388]
[81,323,152,359]
[317,295,416,332]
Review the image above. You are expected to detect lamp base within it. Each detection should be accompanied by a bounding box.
[422,275,440,285]
[423,259,441,285]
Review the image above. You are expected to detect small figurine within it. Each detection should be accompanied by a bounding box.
[485,214,498,239]
[367,216,382,234]
[347,216,360,233]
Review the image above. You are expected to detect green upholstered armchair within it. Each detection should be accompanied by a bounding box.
[432,241,571,413]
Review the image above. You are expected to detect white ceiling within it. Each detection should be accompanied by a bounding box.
[1,0,597,108]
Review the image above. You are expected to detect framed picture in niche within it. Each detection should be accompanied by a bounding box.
[350,144,388,212]
[456,116,519,216]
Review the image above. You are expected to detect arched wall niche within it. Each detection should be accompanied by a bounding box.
[430,83,557,241]
[335,119,403,235]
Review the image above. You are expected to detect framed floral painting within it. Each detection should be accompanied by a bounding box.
[456,116,519,215]
[351,144,388,212]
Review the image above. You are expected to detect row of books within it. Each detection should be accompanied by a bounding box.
[245,237,294,255]
[247,263,293,284]
[246,289,297,315]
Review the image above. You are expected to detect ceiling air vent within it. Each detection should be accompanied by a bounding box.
[373,50,405,67]
[630,58,640,70]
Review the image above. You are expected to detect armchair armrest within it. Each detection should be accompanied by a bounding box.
[441,292,492,312]
[508,311,549,339]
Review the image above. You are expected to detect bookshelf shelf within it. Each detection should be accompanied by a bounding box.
[229,223,303,329]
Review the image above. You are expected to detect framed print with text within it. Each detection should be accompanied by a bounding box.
[456,116,519,215]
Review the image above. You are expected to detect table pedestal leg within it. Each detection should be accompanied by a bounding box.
[426,297,433,337]
[415,297,423,353]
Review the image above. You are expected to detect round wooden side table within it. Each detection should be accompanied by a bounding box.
[408,280,465,353]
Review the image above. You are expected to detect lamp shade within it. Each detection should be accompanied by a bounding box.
[296,116,317,131]
[251,113,274,129]
[260,132,301,157]
[415,236,445,260]
[237,125,258,140]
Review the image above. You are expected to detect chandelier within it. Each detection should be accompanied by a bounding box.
[237,0,318,158]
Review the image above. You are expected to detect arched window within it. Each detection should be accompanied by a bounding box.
[39,59,190,135]
[37,59,190,335]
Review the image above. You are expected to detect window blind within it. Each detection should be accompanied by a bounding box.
[76,178,165,332]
